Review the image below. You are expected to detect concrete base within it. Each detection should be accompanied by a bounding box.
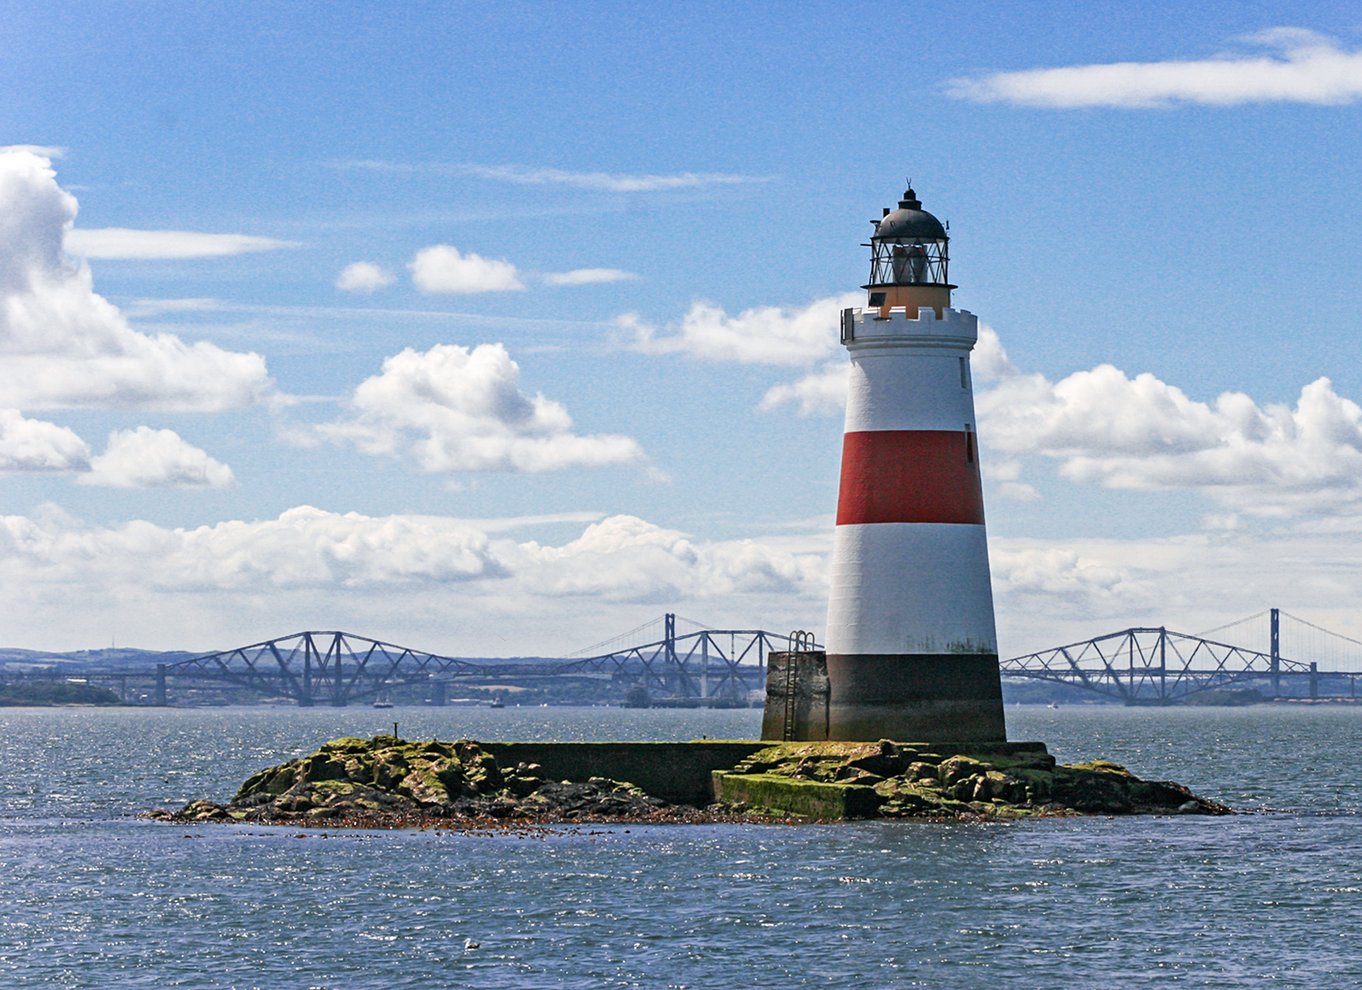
[825,653,1006,742]
[760,651,830,741]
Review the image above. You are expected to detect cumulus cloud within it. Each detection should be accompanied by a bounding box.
[1,144,66,158]
[759,362,848,416]
[981,460,1040,502]
[507,515,824,602]
[336,261,395,293]
[0,411,234,488]
[0,150,273,410]
[947,27,1362,108]
[408,244,524,294]
[81,427,235,489]
[0,505,506,594]
[544,268,638,286]
[0,507,830,650]
[981,364,1221,457]
[332,160,775,193]
[66,228,298,260]
[0,512,822,596]
[314,342,644,473]
[978,364,1362,517]
[971,325,1017,382]
[991,542,1149,614]
[624,292,861,366]
[0,409,90,471]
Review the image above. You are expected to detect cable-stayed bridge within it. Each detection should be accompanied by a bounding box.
[145,607,1362,707]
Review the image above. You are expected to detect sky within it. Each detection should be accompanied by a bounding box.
[2,1,1362,660]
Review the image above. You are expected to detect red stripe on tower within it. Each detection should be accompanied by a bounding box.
[836,430,984,526]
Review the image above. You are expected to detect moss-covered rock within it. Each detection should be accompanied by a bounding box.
[161,735,674,827]
[712,772,882,819]
[154,734,1231,828]
[713,742,1230,821]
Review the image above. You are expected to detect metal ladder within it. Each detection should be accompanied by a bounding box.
[781,631,815,741]
[781,655,798,741]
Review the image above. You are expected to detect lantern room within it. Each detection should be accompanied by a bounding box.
[863,187,954,318]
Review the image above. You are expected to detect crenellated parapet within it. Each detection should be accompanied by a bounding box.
[840,305,979,350]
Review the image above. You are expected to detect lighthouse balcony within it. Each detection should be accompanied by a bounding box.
[840,305,978,348]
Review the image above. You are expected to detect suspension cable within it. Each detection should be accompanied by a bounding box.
[1193,609,1269,639]
[674,614,713,633]
[564,615,666,658]
[1280,611,1362,650]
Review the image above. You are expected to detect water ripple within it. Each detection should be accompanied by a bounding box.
[1,706,1360,986]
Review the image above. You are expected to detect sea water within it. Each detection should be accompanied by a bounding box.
[1,705,1360,988]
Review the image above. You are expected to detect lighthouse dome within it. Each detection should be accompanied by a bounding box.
[873,188,947,241]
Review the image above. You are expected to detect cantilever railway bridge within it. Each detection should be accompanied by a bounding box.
[156,614,800,707]
[1002,609,1362,704]
[152,608,1362,707]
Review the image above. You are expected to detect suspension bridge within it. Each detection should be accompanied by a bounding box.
[108,607,1362,708]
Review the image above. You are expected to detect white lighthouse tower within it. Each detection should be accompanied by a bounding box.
[823,186,1006,741]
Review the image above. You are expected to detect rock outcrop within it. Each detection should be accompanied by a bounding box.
[711,741,1231,819]
[151,735,670,827]
[150,734,1231,828]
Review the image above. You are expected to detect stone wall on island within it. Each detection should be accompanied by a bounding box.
[481,741,768,805]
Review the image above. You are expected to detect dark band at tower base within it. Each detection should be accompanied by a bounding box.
[823,653,1006,742]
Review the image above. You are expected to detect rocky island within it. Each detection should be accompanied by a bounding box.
[151,734,1230,828]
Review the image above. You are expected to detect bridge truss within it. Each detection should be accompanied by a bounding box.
[159,615,810,707]
[1001,624,1318,704]
[557,614,795,704]
[142,608,1362,708]
[161,631,483,707]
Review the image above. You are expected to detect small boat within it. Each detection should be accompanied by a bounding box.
[373,688,394,709]
[488,698,504,709]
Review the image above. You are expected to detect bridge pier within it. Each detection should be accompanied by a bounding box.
[154,664,167,707]
[1270,608,1282,698]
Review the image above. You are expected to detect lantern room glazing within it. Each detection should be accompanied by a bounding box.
[866,186,953,302]
[862,187,954,315]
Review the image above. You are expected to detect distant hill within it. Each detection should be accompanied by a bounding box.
[0,680,122,706]
[0,647,201,673]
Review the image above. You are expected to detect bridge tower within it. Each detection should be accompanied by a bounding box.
[1270,607,1282,697]
[823,185,1006,741]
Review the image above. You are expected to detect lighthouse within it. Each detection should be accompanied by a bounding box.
[822,186,1006,742]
